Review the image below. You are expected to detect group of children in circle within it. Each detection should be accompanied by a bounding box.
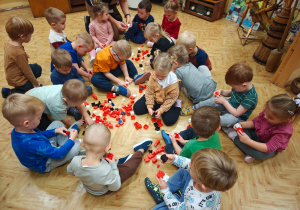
[2,0,300,209]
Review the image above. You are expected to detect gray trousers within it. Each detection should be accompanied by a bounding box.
[45,121,81,172]
[194,97,242,127]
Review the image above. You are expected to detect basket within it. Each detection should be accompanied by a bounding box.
[290,77,300,95]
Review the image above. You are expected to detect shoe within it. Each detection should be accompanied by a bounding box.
[67,107,82,121]
[69,122,81,133]
[117,86,131,97]
[180,106,194,116]
[95,48,101,54]
[133,139,153,152]
[90,57,95,64]
[118,154,133,164]
[145,177,163,204]
[2,88,11,98]
[161,130,171,145]
[222,127,237,141]
[134,72,151,85]
[244,155,256,163]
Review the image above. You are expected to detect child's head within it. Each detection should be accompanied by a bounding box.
[191,106,220,139]
[83,123,111,154]
[111,40,132,62]
[137,0,152,20]
[74,32,94,56]
[5,17,34,42]
[225,63,253,92]
[191,148,238,192]
[164,0,180,21]
[2,94,45,128]
[44,7,66,33]
[167,45,189,68]
[92,2,109,21]
[265,94,300,124]
[145,23,171,43]
[176,31,196,54]
[153,52,177,80]
[62,79,88,106]
[51,49,72,75]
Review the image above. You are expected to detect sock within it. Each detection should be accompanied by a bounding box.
[133,74,138,80]
[137,148,145,153]
[112,86,119,92]
[192,105,196,110]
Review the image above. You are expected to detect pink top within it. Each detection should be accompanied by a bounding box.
[253,110,293,153]
[89,20,114,45]
[161,14,181,39]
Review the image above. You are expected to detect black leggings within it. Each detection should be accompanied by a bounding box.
[133,95,180,126]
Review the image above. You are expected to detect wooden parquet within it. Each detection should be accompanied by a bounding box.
[0,4,299,210]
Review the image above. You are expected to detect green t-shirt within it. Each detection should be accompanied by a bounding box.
[179,132,221,159]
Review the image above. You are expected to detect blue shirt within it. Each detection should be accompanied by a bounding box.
[51,42,82,72]
[51,66,81,85]
[133,14,154,32]
[11,128,75,173]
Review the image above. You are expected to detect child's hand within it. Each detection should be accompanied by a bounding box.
[55,127,68,135]
[145,60,150,66]
[215,89,222,96]
[173,134,186,145]
[105,156,116,163]
[155,110,161,118]
[160,154,175,165]
[214,96,226,104]
[148,108,154,116]
[69,129,78,141]
[118,80,127,87]
[155,176,168,190]
[88,73,93,82]
[125,77,133,84]
[86,68,93,74]
[77,118,85,125]
[84,116,94,126]
[237,131,250,144]
[100,42,106,48]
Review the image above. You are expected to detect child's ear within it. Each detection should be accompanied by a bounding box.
[105,144,111,152]
[77,44,83,49]
[200,183,208,191]
[216,125,221,132]
[23,120,30,128]
[51,22,56,27]
[242,82,248,87]
[62,97,67,103]
[81,139,85,147]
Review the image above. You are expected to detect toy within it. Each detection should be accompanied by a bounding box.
[235,123,244,132]
[144,156,150,163]
[161,154,168,163]
[156,170,165,178]
[154,139,160,147]
[174,133,180,138]
[92,94,98,100]
[214,91,220,97]
[106,152,114,160]
[143,124,149,129]
[152,157,157,164]
[64,131,70,135]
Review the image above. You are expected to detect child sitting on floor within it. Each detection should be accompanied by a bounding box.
[162,106,221,158]
[2,17,42,98]
[2,94,82,173]
[177,30,212,70]
[133,52,180,126]
[89,2,115,64]
[45,7,68,51]
[91,40,151,97]
[144,23,174,68]
[67,123,153,195]
[162,0,181,43]
[168,45,216,104]
[123,0,154,44]
[229,94,300,163]
[145,148,238,209]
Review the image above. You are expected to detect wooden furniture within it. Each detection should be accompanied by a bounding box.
[271,31,300,87]
[184,0,227,22]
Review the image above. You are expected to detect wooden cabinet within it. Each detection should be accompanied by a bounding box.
[184,0,227,22]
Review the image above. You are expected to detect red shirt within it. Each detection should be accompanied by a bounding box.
[162,14,181,39]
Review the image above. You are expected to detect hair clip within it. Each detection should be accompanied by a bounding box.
[288,110,294,115]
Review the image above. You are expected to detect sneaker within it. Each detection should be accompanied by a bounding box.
[90,57,95,64]
[134,72,151,85]
[2,88,11,98]
[118,86,131,97]
[69,121,81,133]
[161,130,171,145]
[118,154,133,164]
[222,127,237,141]
[67,107,82,121]
[145,177,163,204]
[133,139,153,152]
[180,106,194,116]
[244,155,256,163]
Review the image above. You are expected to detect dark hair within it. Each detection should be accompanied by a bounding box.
[225,63,253,85]
[5,17,34,40]
[191,106,220,138]
[138,0,152,13]
[92,2,109,17]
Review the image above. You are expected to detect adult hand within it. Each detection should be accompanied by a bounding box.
[155,176,168,190]
[116,21,127,31]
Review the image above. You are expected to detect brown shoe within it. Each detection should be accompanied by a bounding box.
[134,72,151,85]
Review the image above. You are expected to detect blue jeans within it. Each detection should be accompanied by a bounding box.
[194,97,242,127]
[234,129,278,159]
[11,63,42,94]
[125,22,146,44]
[165,127,198,154]
[91,60,138,91]
[153,168,191,210]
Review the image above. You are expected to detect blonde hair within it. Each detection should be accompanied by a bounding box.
[164,0,180,12]
[167,45,189,65]
[44,7,66,24]
[92,2,109,17]
[266,94,300,123]
[51,49,72,69]
[191,148,238,191]
[153,51,177,74]
[177,31,196,50]
[5,17,34,40]
[62,79,88,103]
[145,23,172,43]
[84,123,111,152]
[2,94,45,126]
[112,40,132,59]
[75,32,94,49]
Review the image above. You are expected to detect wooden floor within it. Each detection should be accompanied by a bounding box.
[0,4,299,210]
